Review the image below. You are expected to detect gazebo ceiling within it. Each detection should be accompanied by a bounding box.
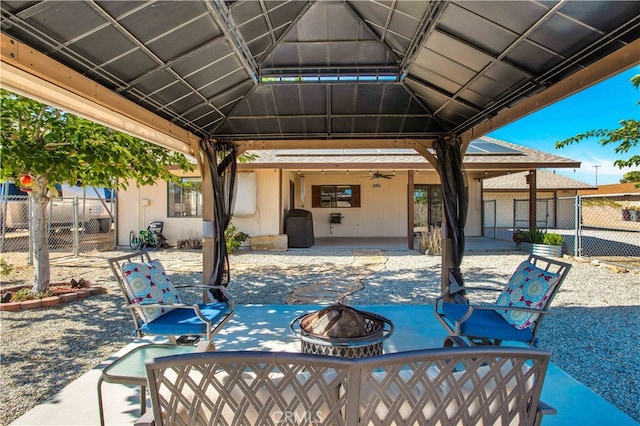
[1,0,639,148]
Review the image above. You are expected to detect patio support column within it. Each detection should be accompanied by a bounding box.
[434,136,468,302]
[194,138,215,300]
[408,170,414,250]
[528,169,537,231]
[200,139,238,303]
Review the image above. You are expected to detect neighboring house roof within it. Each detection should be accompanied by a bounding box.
[578,182,640,195]
[484,170,595,191]
[239,137,579,171]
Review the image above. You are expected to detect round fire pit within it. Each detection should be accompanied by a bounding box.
[290,304,394,358]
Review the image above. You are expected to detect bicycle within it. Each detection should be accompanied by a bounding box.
[129,221,166,250]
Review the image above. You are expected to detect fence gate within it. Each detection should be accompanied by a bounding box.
[0,193,116,269]
[513,198,551,230]
[483,199,497,239]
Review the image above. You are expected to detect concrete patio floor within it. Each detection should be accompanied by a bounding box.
[12,304,637,426]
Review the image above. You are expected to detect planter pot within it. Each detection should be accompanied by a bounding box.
[520,242,562,257]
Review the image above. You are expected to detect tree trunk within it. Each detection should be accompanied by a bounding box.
[30,187,50,293]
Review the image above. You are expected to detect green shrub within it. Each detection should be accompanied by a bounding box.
[11,288,31,302]
[543,233,564,246]
[0,257,13,276]
[225,224,249,254]
[513,228,545,244]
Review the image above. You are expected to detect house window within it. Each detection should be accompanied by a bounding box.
[414,184,442,229]
[168,178,202,217]
[312,185,361,208]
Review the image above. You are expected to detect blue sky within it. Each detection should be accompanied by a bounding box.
[488,66,639,186]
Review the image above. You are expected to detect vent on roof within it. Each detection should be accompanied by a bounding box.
[261,73,399,83]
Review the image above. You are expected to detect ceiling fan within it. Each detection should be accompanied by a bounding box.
[364,171,394,180]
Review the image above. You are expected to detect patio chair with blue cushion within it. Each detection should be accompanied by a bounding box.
[435,254,571,347]
[108,251,235,343]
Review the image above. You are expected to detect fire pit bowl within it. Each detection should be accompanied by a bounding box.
[290,304,394,358]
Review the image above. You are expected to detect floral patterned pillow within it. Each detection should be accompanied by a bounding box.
[496,261,559,330]
[121,259,181,323]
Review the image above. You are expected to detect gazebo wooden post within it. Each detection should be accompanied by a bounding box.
[410,140,456,297]
[528,169,537,231]
[407,170,415,250]
[441,222,454,297]
[192,138,215,302]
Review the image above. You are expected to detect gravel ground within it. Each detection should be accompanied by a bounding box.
[1,248,638,424]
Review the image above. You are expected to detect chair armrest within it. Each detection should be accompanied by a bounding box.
[462,286,502,292]
[538,400,557,416]
[122,302,210,321]
[123,302,200,310]
[134,410,155,426]
[436,285,501,303]
[175,284,227,290]
[175,284,235,304]
[470,304,550,314]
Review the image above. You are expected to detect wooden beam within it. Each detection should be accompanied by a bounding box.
[528,170,537,231]
[460,38,640,146]
[407,170,415,250]
[408,139,439,169]
[0,34,197,155]
[237,162,435,171]
[235,138,436,153]
[200,146,215,300]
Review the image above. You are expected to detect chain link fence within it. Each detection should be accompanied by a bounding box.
[514,198,554,229]
[576,194,640,267]
[483,199,497,239]
[0,193,116,273]
[485,193,640,269]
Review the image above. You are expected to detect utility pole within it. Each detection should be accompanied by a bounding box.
[593,165,601,186]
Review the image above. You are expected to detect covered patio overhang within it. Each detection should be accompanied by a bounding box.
[1,1,639,294]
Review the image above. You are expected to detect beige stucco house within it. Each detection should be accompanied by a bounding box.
[116,137,579,249]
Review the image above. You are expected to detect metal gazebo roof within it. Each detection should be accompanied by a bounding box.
[1,0,638,297]
[1,1,638,153]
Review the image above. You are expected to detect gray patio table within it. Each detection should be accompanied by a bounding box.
[97,343,197,426]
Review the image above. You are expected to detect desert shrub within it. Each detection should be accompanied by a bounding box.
[418,225,442,255]
[0,257,13,276]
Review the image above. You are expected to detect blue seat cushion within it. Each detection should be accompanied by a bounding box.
[140,302,230,336]
[440,303,534,343]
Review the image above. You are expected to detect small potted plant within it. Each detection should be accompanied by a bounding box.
[513,228,563,257]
